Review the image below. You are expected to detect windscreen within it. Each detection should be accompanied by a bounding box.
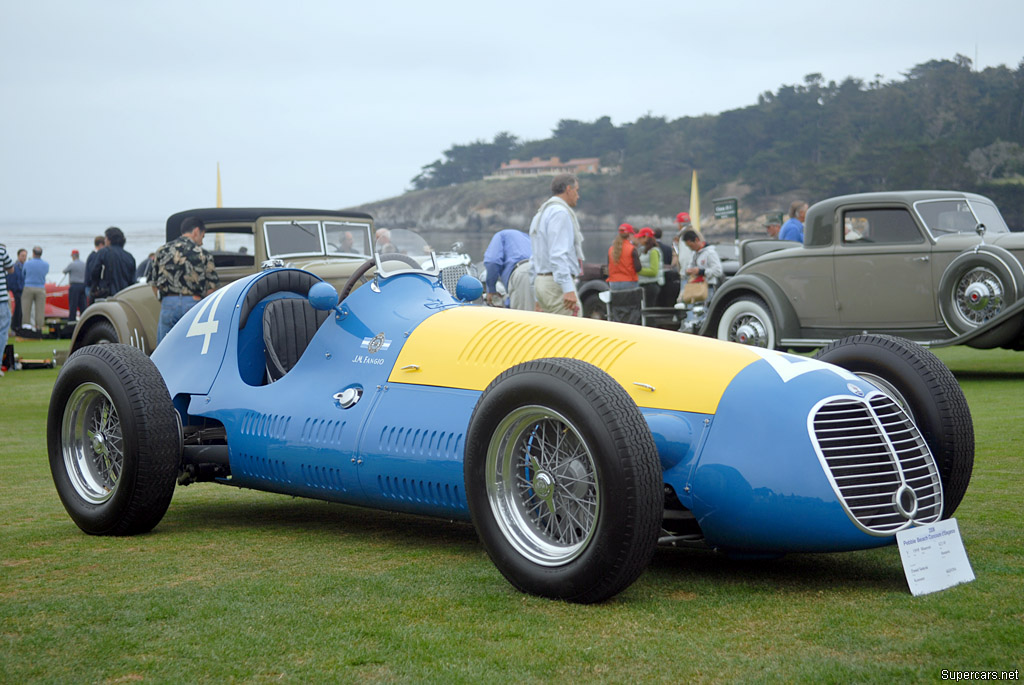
[264,221,323,257]
[916,199,1009,236]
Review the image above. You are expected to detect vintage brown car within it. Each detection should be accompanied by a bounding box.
[69,208,375,354]
[702,191,1024,351]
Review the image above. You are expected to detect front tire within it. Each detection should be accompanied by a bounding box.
[465,358,661,603]
[79,319,118,347]
[716,296,777,349]
[814,334,973,518]
[47,344,180,535]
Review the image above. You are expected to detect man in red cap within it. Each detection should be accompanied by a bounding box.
[635,227,662,305]
[672,212,693,286]
[62,248,87,321]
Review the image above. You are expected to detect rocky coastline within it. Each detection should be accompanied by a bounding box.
[347,176,801,242]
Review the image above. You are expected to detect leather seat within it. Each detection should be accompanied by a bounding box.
[262,297,330,382]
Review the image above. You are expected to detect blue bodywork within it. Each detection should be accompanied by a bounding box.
[152,268,921,555]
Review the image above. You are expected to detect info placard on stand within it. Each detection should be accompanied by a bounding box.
[896,518,975,596]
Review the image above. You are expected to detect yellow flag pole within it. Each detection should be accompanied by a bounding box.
[215,163,224,250]
[689,169,701,234]
[216,162,223,208]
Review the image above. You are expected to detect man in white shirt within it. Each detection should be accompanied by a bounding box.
[529,174,583,317]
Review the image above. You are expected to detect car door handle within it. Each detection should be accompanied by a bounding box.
[913,256,930,262]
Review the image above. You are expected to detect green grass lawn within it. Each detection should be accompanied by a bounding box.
[1,339,1021,683]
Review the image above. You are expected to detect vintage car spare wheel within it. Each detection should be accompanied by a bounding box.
[47,344,180,535]
[716,296,777,349]
[464,357,661,603]
[938,248,1022,335]
[814,334,973,518]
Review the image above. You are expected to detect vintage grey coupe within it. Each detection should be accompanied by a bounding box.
[703,191,1024,351]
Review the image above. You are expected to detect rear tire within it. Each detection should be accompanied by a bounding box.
[814,334,973,517]
[581,291,607,320]
[716,296,777,349]
[47,344,180,535]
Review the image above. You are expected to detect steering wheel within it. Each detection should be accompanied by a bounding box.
[338,253,424,301]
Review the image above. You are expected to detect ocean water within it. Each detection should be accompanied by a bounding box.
[0,219,631,283]
[0,220,167,283]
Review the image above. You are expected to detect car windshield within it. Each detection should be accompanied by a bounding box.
[374,228,439,277]
[263,219,373,259]
[324,221,371,257]
[915,199,1010,236]
[265,221,323,257]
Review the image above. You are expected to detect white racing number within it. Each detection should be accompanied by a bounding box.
[185,288,230,354]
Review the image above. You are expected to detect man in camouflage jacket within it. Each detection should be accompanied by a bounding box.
[148,215,219,343]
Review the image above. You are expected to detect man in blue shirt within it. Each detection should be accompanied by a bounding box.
[779,201,808,243]
[483,229,532,310]
[21,246,49,332]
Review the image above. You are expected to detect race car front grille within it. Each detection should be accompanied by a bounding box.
[810,394,943,535]
[439,264,470,295]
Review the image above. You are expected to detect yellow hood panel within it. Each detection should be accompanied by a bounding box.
[389,307,760,414]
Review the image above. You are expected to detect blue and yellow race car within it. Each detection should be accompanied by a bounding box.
[47,253,973,603]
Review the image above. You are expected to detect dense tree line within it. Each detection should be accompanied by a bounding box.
[411,56,1024,224]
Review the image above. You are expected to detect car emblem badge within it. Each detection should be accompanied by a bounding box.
[847,383,864,397]
[363,333,391,354]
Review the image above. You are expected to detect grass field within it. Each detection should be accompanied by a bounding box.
[1,338,1021,683]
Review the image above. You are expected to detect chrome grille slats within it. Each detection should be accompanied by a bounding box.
[810,393,943,535]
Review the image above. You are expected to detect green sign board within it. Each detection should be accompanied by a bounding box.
[713,198,738,219]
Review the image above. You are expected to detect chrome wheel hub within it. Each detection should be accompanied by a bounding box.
[963,281,993,310]
[733,318,767,346]
[61,383,124,504]
[486,406,599,566]
[531,471,554,500]
[954,267,1003,326]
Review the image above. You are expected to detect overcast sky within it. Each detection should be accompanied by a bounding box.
[2,0,1022,223]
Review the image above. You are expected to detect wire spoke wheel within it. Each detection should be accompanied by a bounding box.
[487,406,599,566]
[951,266,1004,327]
[937,248,1022,341]
[728,312,769,346]
[465,357,661,603]
[62,382,125,504]
[717,296,777,349]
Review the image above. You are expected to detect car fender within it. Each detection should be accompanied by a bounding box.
[70,288,153,353]
[930,296,1024,349]
[687,350,926,553]
[577,278,608,299]
[699,273,801,340]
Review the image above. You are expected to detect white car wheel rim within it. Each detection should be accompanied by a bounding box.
[485,406,599,567]
[61,382,124,504]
